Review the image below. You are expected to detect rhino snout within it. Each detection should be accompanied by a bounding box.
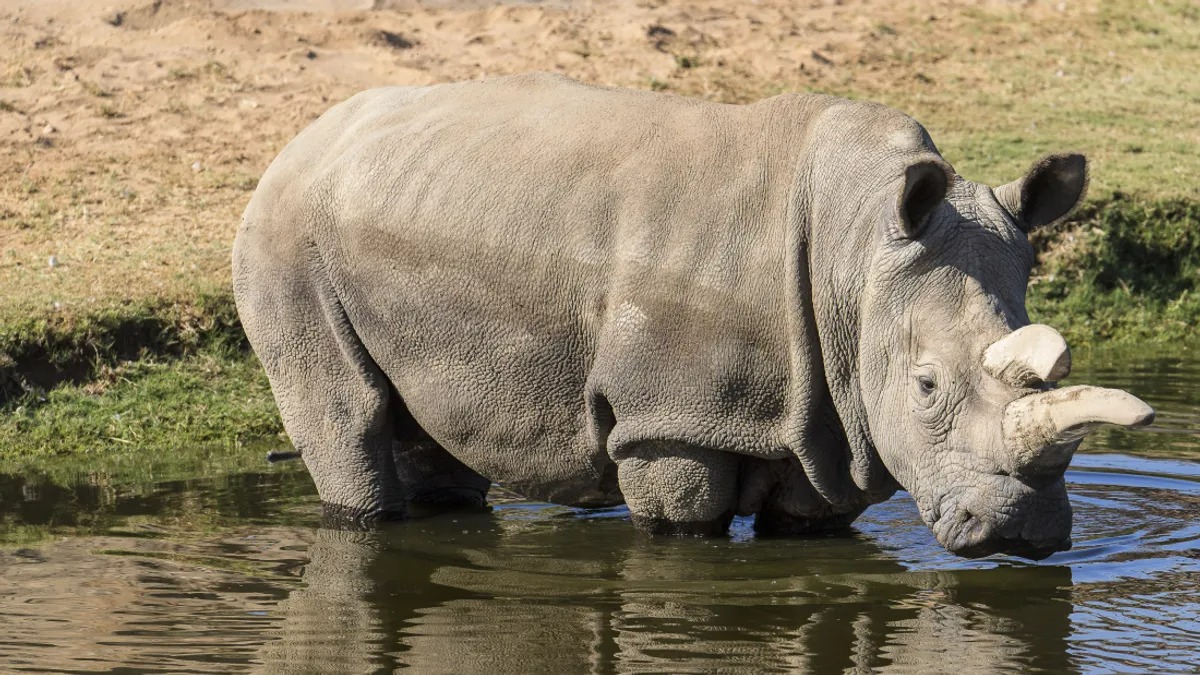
[927,476,1074,561]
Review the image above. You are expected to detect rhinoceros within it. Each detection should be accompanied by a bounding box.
[233,72,1153,559]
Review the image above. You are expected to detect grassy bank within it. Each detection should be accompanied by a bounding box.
[1029,197,1199,346]
[0,346,281,459]
[0,0,1195,460]
[0,291,284,459]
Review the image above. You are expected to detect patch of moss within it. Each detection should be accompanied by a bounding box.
[0,346,282,459]
[1028,197,1199,346]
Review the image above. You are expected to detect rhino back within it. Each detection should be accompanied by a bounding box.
[248,73,847,503]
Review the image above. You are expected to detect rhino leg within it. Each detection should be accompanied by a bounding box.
[740,455,867,536]
[234,238,407,525]
[389,394,492,515]
[614,442,739,536]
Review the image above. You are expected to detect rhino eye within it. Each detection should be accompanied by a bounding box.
[918,375,937,396]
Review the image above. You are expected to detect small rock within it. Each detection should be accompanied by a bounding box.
[41,124,55,135]
[191,160,202,173]
[12,548,44,562]
[102,9,124,27]
[375,30,416,50]
[811,50,835,66]
[47,254,57,268]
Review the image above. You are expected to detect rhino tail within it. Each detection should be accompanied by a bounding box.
[266,449,303,463]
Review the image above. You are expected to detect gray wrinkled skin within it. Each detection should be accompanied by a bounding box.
[233,73,1133,559]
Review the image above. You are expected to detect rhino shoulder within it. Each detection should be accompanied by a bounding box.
[814,97,938,156]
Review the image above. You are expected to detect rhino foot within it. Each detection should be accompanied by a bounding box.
[631,512,735,537]
[320,502,408,530]
[753,508,862,537]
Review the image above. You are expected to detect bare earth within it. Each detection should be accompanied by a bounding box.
[0,0,1195,319]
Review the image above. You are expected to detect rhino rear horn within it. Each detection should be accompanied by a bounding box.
[983,324,1071,387]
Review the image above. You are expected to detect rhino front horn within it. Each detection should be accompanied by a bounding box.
[984,324,1071,386]
[1003,385,1155,474]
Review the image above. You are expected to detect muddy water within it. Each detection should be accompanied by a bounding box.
[0,350,1197,673]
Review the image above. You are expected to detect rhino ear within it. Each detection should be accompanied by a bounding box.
[995,153,1088,232]
[896,158,952,239]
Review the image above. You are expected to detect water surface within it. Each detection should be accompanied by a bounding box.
[1,350,1197,673]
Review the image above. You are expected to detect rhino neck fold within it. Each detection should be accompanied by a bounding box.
[801,214,896,503]
[790,113,931,504]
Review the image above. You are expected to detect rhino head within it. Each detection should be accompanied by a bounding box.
[841,152,1153,560]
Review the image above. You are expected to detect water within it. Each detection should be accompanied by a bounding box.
[0,350,1197,673]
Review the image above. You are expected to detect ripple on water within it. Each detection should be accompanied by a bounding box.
[2,454,1195,673]
[0,349,1197,672]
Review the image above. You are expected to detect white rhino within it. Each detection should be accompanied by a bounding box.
[233,73,1153,559]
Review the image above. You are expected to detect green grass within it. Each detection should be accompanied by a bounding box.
[0,291,241,388]
[0,345,282,459]
[1028,198,1199,345]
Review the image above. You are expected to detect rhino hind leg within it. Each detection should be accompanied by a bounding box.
[388,390,492,514]
[235,239,409,526]
[615,442,739,536]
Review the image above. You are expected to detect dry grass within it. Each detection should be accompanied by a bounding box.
[0,0,1194,330]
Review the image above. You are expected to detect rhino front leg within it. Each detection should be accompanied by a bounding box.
[739,455,867,536]
[614,442,739,536]
[234,230,407,526]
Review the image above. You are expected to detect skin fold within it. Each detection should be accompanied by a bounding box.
[233,73,1152,559]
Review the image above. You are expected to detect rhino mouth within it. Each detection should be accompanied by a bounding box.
[924,473,1073,560]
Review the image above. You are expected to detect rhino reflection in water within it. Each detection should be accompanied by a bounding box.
[257,522,1074,672]
[234,72,1153,559]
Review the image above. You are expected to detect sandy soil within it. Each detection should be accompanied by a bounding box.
[0,0,1164,317]
[0,0,916,314]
